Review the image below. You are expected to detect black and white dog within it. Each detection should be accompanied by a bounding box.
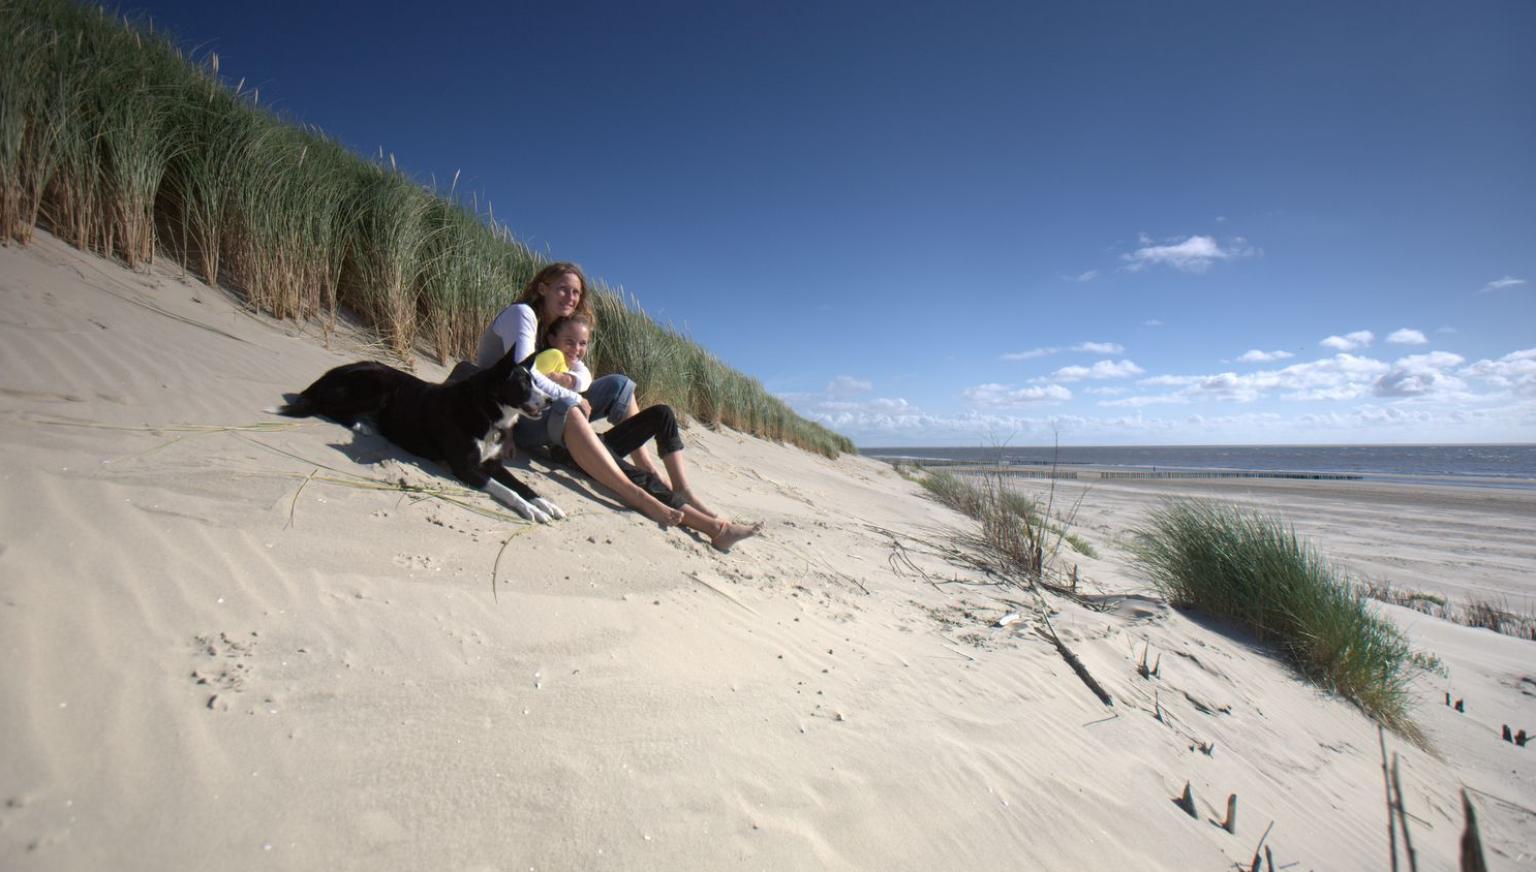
[274,347,565,523]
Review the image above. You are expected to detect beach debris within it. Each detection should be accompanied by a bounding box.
[1034,617,1112,707]
[1217,793,1238,834]
[1503,725,1513,742]
[1192,739,1216,757]
[1173,781,1197,819]
[1517,729,1528,747]
[1444,692,1451,706]
[1136,642,1161,679]
[1454,698,1465,712]
[1153,690,1167,725]
[995,611,1022,628]
[1246,820,1275,872]
[1390,754,1418,871]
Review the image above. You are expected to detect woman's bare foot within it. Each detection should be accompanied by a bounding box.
[675,488,715,517]
[711,519,763,553]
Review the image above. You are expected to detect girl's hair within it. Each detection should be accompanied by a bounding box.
[541,313,593,349]
[517,262,597,328]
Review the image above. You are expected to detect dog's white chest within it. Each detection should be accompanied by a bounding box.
[475,405,521,464]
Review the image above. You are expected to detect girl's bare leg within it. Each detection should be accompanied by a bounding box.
[661,451,713,517]
[564,411,683,527]
[679,505,761,553]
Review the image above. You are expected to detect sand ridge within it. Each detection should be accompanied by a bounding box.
[1,233,1532,870]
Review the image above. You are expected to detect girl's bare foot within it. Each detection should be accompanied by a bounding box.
[711,519,763,553]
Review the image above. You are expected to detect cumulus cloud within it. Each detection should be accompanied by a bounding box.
[1387,328,1427,345]
[1478,276,1526,294]
[1238,349,1294,363]
[1133,354,1391,405]
[1073,341,1124,354]
[963,383,1073,408]
[1001,347,1058,361]
[1321,330,1374,352]
[1049,359,1145,382]
[1122,235,1257,273]
[1461,348,1536,395]
[1373,351,1467,397]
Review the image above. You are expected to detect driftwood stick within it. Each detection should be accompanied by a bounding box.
[1247,819,1275,871]
[1391,753,1419,872]
[1379,726,1400,872]
[1036,615,1112,706]
[1173,781,1197,818]
[1460,789,1489,872]
[1220,793,1238,834]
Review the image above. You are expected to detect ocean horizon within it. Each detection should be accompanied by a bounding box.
[859,443,1536,484]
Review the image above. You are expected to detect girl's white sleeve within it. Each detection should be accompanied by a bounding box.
[569,360,593,392]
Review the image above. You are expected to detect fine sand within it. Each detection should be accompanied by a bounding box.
[1,232,1533,870]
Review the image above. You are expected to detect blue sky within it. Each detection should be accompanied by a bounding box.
[128,0,1534,447]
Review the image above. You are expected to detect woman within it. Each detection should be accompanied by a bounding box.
[477,263,757,550]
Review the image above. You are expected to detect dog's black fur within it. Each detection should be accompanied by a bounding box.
[274,347,565,523]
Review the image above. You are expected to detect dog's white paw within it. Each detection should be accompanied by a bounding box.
[532,498,566,521]
[484,480,554,523]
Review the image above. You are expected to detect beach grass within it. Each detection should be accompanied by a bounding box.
[1128,499,1420,741]
[1,0,852,457]
[916,469,1096,583]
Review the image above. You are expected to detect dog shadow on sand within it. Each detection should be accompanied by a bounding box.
[313,421,632,518]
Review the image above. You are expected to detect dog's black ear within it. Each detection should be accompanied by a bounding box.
[486,344,527,380]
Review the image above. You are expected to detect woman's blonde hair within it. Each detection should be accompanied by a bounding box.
[518,262,597,329]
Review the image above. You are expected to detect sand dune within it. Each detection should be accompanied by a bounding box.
[1,233,1532,870]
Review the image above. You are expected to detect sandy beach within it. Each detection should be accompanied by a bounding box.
[2,232,1533,870]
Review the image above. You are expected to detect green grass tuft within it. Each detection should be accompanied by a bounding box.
[1129,499,1421,742]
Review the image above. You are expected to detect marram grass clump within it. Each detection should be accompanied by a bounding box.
[1129,499,1421,742]
[0,0,853,458]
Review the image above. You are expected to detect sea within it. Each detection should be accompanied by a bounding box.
[859,444,1536,489]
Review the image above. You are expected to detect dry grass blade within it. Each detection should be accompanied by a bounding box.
[37,417,308,434]
[286,466,318,530]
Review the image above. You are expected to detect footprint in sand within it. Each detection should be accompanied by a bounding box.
[190,631,256,710]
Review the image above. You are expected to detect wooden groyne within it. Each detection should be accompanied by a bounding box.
[886,462,1362,482]
[1095,470,1362,481]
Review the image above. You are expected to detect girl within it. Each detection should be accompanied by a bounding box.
[476,263,681,527]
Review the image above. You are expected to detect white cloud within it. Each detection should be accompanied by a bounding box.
[1122,235,1257,273]
[1133,353,1391,405]
[1238,349,1294,363]
[1050,359,1145,382]
[1002,347,1058,361]
[964,383,1073,408]
[825,376,872,397]
[1478,276,1526,294]
[1320,330,1374,352]
[1084,386,1127,396]
[1461,348,1536,395]
[1387,328,1427,345]
[1144,319,1164,327]
[1373,352,1467,398]
[1072,270,1100,282]
[1073,341,1124,354]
